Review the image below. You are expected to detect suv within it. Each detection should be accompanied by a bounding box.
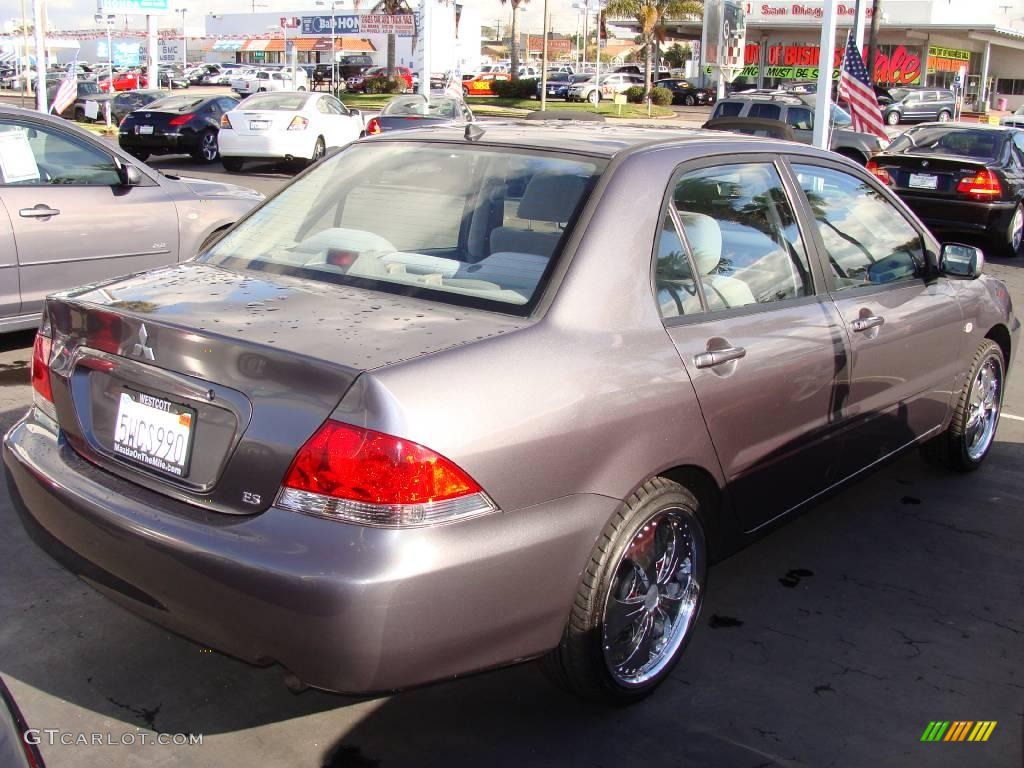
[881,87,956,126]
[337,54,375,81]
[232,67,308,95]
[567,72,643,104]
[709,91,887,164]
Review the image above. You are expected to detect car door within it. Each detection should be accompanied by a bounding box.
[327,95,362,143]
[0,197,20,318]
[657,157,850,531]
[787,159,965,477]
[0,117,179,316]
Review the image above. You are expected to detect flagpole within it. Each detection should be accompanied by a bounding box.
[811,0,838,150]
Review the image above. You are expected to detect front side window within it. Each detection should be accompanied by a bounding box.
[786,107,813,130]
[203,143,603,314]
[668,162,813,312]
[0,121,119,186]
[792,163,924,290]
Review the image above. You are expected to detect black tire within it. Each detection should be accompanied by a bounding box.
[992,202,1023,258]
[73,108,86,122]
[885,110,901,126]
[589,90,601,105]
[307,136,326,167]
[191,129,219,163]
[937,109,952,123]
[924,339,1005,471]
[221,156,244,172]
[540,477,707,704]
[463,87,470,98]
[683,94,696,106]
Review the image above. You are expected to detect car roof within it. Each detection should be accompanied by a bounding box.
[365,121,833,160]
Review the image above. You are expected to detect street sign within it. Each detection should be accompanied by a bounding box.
[158,40,180,63]
[101,0,169,12]
[301,15,361,35]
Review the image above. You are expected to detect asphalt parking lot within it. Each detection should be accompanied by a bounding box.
[0,163,1022,768]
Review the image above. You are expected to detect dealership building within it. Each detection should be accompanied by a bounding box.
[624,0,1024,110]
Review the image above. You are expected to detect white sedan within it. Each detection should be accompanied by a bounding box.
[218,91,365,172]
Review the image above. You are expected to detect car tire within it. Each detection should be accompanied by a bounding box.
[989,202,1024,258]
[308,136,326,167]
[297,86,306,91]
[683,94,696,106]
[589,90,601,105]
[924,339,1005,472]
[539,477,706,704]
[885,110,901,126]
[192,129,219,163]
[937,109,952,122]
[73,108,86,122]
[221,157,244,172]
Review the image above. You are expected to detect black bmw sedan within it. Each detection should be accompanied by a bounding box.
[118,94,239,163]
[867,123,1024,257]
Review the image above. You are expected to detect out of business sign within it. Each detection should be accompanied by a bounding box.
[101,0,169,12]
[301,15,361,35]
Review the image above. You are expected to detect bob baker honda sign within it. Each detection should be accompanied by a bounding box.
[301,14,414,36]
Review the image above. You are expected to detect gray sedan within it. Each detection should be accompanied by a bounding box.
[0,106,263,332]
[4,123,1018,704]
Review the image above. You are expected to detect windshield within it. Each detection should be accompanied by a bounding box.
[203,142,604,314]
[889,88,911,102]
[237,92,308,111]
[381,96,460,117]
[887,126,1005,160]
[831,104,852,127]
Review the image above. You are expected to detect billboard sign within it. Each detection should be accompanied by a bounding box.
[96,40,143,67]
[359,14,415,36]
[301,15,361,35]
[101,0,169,11]
[158,39,180,63]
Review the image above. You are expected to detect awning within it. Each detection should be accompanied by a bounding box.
[242,39,269,52]
[212,39,244,51]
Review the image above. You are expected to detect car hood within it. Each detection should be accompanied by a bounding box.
[167,174,265,202]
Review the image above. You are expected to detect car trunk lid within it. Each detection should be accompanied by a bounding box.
[871,152,998,198]
[44,262,527,515]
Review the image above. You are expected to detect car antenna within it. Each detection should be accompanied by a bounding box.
[465,123,485,142]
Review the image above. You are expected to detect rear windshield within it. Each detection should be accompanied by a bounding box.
[888,127,1005,160]
[202,142,604,315]
[148,95,205,111]
[381,96,459,117]
[237,93,308,111]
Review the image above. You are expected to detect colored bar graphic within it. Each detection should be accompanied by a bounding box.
[921,721,996,742]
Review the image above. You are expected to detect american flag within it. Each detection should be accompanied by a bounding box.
[50,59,78,116]
[837,31,887,140]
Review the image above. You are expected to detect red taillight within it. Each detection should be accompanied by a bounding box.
[219,113,232,129]
[957,168,1002,200]
[326,248,358,268]
[287,115,309,131]
[168,113,193,126]
[284,421,480,504]
[30,333,53,404]
[866,159,892,186]
[366,117,381,135]
[277,421,495,527]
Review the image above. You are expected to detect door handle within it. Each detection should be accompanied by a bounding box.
[851,315,885,333]
[693,346,747,369]
[19,205,60,219]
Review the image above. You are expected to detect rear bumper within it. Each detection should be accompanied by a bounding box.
[4,412,613,694]
[118,131,197,154]
[899,195,1015,241]
[219,131,315,160]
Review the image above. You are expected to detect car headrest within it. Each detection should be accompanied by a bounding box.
[678,211,722,275]
[517,174,587,222]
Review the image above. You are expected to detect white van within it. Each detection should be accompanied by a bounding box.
[232,67,308,95]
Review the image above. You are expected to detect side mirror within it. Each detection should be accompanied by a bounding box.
[940,242,984,279]
[115,157,143,186]
[348,107,361,119]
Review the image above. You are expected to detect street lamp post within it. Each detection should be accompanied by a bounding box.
[179,8,188,72]
[316,0,340,92]
[95,13,116,127]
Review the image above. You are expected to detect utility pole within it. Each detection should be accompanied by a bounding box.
[33,0,46,113]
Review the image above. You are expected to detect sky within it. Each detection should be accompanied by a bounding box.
[0,0,599,36]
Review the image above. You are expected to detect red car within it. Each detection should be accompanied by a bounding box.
[98,71,147,92]
[348,66,413,93]
[462,72,511,97]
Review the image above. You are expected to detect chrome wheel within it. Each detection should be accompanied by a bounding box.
[602,509,701,687]
[964,355,1002,461]
[200,131,218,162]
[1011,206,1023,253]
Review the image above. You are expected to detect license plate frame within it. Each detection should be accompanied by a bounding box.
[249,120,270,130]
[112,389,196,479]
[908,172,938,190]
[137,125,154,135]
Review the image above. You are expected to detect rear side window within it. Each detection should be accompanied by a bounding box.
[786,107,813,130]
[714,101,744,118]
[748,103,781,120]
[203,144,604,314]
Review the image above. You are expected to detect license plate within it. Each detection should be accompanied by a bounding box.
[249,120,270,130]
[113,390,195,478]
[137,125,153,135]
[908,173,938,189]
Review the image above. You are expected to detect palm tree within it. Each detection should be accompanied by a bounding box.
[499,0,528,80]
[370,0,414,71]
[605,0,702,98]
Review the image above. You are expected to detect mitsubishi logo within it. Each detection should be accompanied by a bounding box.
[132,324,155,361]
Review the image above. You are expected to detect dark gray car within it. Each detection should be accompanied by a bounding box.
[711,92,888,164]
[0,106,263,332]
[882,87,957,126]
[4,124,1018,704]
